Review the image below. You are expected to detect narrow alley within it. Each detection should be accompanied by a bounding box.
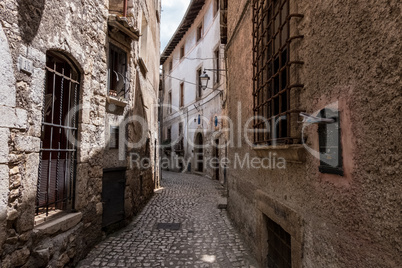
[78,172,257,268]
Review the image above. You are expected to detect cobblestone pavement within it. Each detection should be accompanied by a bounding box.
[78,171,258,268]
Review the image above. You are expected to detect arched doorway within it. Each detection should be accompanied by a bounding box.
[195,132,204,172]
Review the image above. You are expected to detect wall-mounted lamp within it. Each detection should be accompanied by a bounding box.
[200,68,226,90]
[200,71,210,90]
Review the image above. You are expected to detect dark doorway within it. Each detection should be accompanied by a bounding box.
[266,216,292,268]
[102,168,126,228]
[195,133,204,172]
[214,139,219,180]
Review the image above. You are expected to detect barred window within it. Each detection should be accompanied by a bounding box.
[252,0,303,145]
[37,51,80,216]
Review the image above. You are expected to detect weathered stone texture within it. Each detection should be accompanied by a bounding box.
[0,24,16,107]
[0,128,10,163]
[0,106,28,129]
[0,0,160,266]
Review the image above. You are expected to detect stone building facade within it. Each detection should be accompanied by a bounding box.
[220,0,401,267]
[161,0,227,182]
[0,0,160,267]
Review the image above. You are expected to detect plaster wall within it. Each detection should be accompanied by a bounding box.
[162,0,226,180]
[224,0,401,267]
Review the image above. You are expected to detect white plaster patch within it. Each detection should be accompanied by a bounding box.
[0,128,10,163]
[0,24,16,107]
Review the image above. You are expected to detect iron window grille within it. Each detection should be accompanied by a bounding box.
[108,43,128,99]
[36,51,80,216]
[252,0,303,145]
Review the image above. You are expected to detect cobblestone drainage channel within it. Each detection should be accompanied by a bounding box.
[156,223,182,230]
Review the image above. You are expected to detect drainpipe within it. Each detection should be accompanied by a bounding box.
[123,0,128,17]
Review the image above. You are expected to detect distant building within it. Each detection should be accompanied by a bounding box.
[221,0,401,267]
[0,0,160,266]
[161,0,226,182]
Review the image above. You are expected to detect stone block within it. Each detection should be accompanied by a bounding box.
[34,212,82,236]
[2,247,30,267]
[31,68,46,105]
[0,106,28,129]
[14,135,40,153]
[0,128,10,163]
[95,202,103,215]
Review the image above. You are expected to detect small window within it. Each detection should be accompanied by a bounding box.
[214,48,220,84]
[168,91,172,114]
[179,82,184,107]
[197,23,203,41]
[180,45,185,59]
[196,68,202,99]
[108,43,127,99]
[177,122,184,151]
[169,60,173,72]
[109,126,119,149]
[167,127,172,141]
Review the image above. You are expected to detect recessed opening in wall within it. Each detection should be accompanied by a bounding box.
[265,215,292,268]
[109,126,119,149]
[108,43,127,99]
[180,45,185,59]
[197,22,203,42]
[214,48,220,84]
[36,51,81,217]
[180,82,184,107]
[196,68,202,99]
[168,91,172,113]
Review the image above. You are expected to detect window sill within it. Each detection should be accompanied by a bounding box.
[107,96,128,107]
[106,96,127,115]
[252,144,305,163]
[33,212,82,235]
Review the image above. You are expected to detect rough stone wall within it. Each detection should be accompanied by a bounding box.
[224,0,401,267]
[0,0,160,266]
